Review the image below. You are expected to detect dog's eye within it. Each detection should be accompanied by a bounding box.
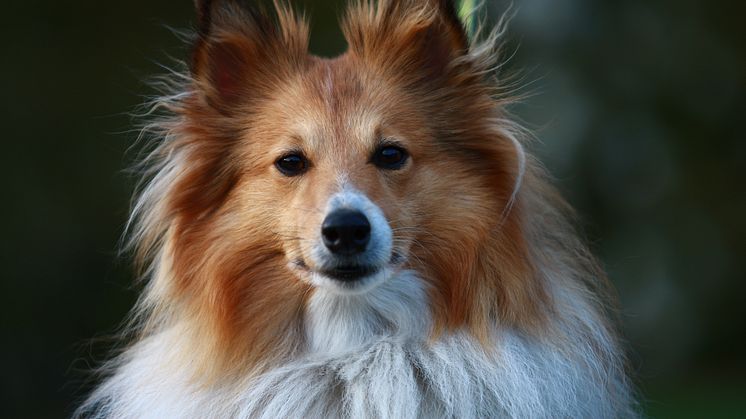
[275,153,308,176]
[372,145,409,170]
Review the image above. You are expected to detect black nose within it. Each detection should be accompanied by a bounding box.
[321,209,371,255]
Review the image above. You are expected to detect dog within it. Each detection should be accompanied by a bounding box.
[78,0,637,417]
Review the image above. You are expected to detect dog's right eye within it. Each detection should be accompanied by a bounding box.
[371,144,409,170]
[275,153,308,176]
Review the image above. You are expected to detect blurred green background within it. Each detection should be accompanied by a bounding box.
[1,0,744,417]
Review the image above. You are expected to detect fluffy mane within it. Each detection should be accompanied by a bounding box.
[77,1,637,417]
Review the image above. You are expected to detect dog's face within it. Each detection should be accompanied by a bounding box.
[231,58,459,295]
[162,1,542,366]
[181,1,518,296]
[252,64,412,294]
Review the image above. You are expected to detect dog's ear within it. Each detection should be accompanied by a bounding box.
[191,0,309,113]
[343,0,469,82]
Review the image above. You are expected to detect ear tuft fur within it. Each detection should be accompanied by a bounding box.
[343,0,469,83]
[435,0,469,50]
[194,0,215,36]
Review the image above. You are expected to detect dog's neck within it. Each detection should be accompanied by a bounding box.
[305,270,430,355]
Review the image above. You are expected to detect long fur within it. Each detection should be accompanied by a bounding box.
[78,1,638,417]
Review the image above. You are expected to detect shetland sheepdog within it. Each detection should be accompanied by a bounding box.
[79,0,637,417]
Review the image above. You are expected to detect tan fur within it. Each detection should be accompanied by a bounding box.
[115,0,617,394]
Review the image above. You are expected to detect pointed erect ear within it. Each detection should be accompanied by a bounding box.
[191,0,309,112]
[343,0,469,81]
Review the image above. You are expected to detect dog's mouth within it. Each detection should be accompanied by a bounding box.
[292,260,380,282]
[292,251,404,283]
[320,265,380,282]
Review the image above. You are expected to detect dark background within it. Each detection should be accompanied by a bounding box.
[1,0,744,417]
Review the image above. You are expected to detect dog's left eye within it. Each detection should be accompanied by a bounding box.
[371,145,409,170]
[275,153,308,176]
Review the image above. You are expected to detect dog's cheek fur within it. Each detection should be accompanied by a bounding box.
[405,155,541,342]
[165,171,311,380]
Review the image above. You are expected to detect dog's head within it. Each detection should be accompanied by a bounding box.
[144,0,545,369]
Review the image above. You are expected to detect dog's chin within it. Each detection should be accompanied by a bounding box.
[290,259,396,295]
[314,267,390,295]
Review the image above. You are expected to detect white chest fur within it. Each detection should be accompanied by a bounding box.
[81,271,635,418]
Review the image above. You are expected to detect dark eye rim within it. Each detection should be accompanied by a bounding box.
[275,152,309,177]
[371,141,409,170]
